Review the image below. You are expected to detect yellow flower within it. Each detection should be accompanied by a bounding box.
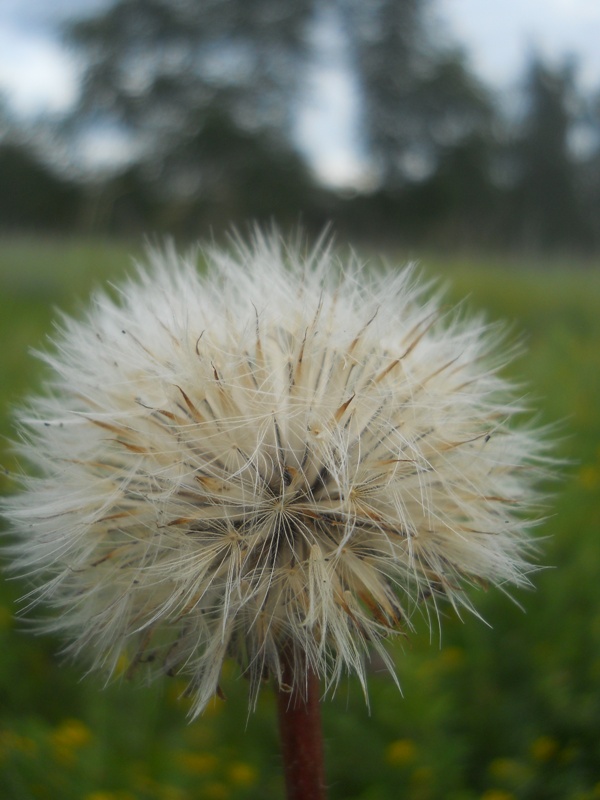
[51,718,92,765]
[530,735,559,762]
[176,750,218,775]
[440,645,465,670]
[481,790,516,800]
[488,756,533,786]
[579,464,600,490]
[385,738,417,766]
[228,762,258,787]
[52,718,93,749]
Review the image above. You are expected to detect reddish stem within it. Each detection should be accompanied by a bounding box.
[275,654,327,800]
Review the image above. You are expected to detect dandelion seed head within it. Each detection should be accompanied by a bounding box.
[2,232,547,717]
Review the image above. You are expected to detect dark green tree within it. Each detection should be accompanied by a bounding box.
[68,0,313,136]
[338,0,496,191]
[509,56,591,250]
[63,0,519,243]
[0,141,83,231]
[65,0,318,230]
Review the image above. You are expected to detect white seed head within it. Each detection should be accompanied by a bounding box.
[2,233,546,716]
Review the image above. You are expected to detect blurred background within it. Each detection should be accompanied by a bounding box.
[1,0,600,250]
[1,2,600,800]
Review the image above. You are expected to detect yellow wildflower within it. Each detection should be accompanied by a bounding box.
[481,790,516,800]
[530,735,559,762]
[51,718,92,765]
[176,750,218,775]
[228,762,258,787]
[386,738,417,767]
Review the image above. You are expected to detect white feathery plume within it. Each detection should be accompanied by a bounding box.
[2,232,547,717]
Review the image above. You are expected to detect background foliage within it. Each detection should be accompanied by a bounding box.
[1,238,599,799]
[2,0,600,252]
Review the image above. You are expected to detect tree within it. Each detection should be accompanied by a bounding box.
[339,0,496,191]
[0,141,83,231]
[509,56,591,250]
[69,0,314,133]
[66,0,317,228]
[63,0,515,244]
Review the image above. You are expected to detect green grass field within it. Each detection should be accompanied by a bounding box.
[1,237,599,800]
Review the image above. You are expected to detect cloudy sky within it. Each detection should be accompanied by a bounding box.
[441,0,600,89]
[2,0,600,182]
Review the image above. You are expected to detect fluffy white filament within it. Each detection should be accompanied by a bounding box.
[2,233,545,716]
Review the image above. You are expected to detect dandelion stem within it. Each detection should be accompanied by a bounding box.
[275,652,327,800]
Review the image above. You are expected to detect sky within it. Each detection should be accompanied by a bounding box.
[2,0,600,183]
[440,0,600,89]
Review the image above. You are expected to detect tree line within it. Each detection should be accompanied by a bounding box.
[1,0,600,253]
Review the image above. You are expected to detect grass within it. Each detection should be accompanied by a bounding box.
[1,236,599,800]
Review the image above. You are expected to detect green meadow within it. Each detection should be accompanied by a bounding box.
[1,237,599,800]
